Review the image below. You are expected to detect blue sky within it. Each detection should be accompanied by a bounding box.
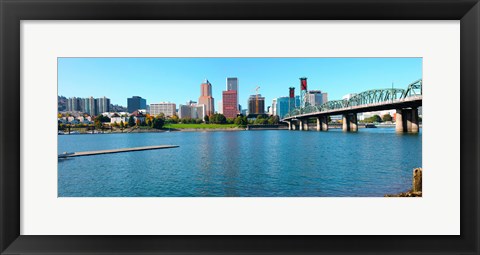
[58,58,422,109]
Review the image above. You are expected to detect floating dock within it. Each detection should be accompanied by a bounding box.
[58,145,179,158]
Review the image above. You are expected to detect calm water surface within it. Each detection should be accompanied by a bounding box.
[58,128,422,197]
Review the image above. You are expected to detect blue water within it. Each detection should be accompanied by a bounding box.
[58,128,422,197]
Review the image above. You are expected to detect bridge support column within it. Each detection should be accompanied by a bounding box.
[316,117,321,131]
[349,113,358,132]
[292,122,296,130]
[410,108,419,133]
[299,119,304,131]
[286,121,292,130]
[396,108,419,133]
[396,109,405,133]
[321,116,328,131]
[304,118,309,131]
[342,114,350,132]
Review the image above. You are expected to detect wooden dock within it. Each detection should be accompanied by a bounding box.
[58,145,179,158]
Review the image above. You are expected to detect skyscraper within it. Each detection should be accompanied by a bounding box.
[222,77,239,119]
[248,94,265,115]
[222,90,238,119]
[127,96,147,113]
[97,96,110,114]
[198,79,215,116]
[226,77,239,111]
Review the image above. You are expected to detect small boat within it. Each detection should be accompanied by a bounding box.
[365,124,377,128]
[58,152,74,158]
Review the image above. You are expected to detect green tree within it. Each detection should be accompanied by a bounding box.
[372,114,382,123]
[170,114,179,123]
[382,113,393,122]
[120,120,124,128]
[128,116,135,127]
[152,118,164,129]
[204,115,209,123]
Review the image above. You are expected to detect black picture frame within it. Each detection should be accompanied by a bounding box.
[1,0,479,254]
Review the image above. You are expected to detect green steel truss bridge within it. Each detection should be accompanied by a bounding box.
[281,79,422,133]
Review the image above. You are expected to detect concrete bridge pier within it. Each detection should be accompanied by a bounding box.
[303,118,309,131]
[396,108,419,133]
[299,119,304,131]
[349,113,358,132]
[316,116,329,131]
[342,113,358,132]
[286,121,292,130]
[395,109,404,133]
[342,114,349,132]
[411,107,419,133]
[321,116,328,131]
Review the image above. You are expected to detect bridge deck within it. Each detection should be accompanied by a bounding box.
[58,145,179,158]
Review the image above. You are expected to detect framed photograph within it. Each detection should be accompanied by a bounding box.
[1,0,479,254]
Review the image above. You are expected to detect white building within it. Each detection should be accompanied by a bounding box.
[217,100,223,114]
[179,103,205,119]
[150,102,176,117]
[271,98,277,116]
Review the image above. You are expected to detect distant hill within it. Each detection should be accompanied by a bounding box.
[110,104,127,112]
[58,95,67,111]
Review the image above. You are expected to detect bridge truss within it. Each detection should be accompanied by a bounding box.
[283,79,422,118]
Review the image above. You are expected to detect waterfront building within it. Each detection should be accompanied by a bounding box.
[150,102,176,117]
[110,116,128,125]
[198,79,215,116]
[97,96,110,114]
[83,98,91,116]
[67,97,80,112]
[307,90,328,106]
[271,98,277,116]
[130,110,146,123]
[226,77,239,111]
[89,96,97,116]
[275,96,291,119]
[248,94,265,115]
[127,96,147,113]
[179,102,206,120]
[217,101,223,114]
[222,90,238,119]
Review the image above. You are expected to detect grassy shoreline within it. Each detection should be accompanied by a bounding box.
[163,123,240,129]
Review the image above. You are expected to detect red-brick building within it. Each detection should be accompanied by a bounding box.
[222,90,238,119]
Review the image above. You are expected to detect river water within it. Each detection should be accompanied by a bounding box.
[58,128,422,197]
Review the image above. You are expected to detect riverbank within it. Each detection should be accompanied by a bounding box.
[385,168,422,197]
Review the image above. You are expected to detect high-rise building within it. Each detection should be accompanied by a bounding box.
[67,97,79,112]
[89,97,97,116]
[222,90,238,119]
[97,96,110,114]
[222,77,239,118]
[307,90,328,106]
[150,102,176,117]
[271,98,277,116]
[198,79,215,116]
[226,77,239,110]
[127,96,147,113]
[248,94,265,115]
[217,101,223,114]
[275,97,291,119]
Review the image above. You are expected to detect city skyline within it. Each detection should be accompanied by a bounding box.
[58,58,422,109]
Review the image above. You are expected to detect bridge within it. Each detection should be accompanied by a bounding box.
[281,79,422,133]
